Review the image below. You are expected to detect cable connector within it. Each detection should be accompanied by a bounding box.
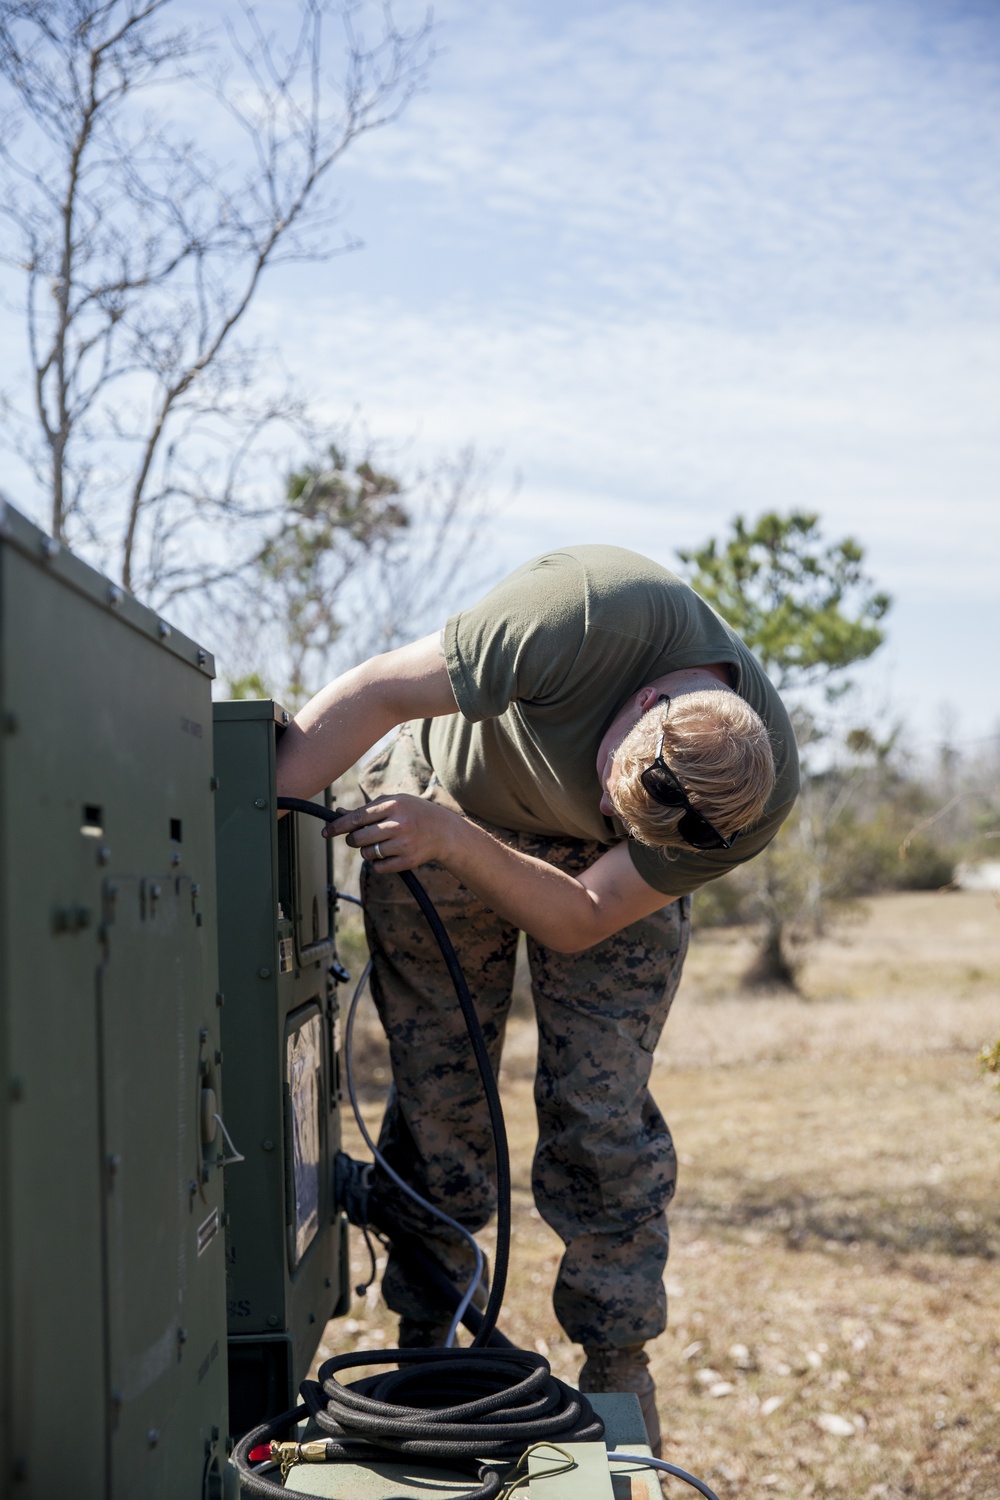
[270,1440,328,1481]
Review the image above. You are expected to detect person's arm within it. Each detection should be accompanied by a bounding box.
[275,631,457,801]
[328,795,675,953]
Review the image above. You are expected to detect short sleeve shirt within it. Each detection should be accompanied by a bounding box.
[423,545,799,897]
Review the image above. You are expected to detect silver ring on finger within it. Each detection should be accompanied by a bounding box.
[372,841,383,861]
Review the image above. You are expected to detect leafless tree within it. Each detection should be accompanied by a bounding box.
[336,446,498,665]
[0,0,432,601]
[219,440,499,708]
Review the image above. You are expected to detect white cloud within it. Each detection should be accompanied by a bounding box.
[258,292,994,563]
[337,0,1000,323]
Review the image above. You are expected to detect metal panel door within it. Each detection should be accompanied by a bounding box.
[100,872,227,1497]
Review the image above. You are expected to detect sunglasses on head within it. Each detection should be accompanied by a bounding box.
[639,696,737,851]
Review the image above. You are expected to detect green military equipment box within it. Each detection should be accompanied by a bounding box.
[213,702,350,1436]
[0,501,229,1498]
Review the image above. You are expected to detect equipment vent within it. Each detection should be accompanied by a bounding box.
[81,804,103,837]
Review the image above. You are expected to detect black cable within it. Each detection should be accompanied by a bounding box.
[364,1216,515,1350]
[354,1222,381,1299]
[301,1346,601,1458]
[232,1343,605,1499]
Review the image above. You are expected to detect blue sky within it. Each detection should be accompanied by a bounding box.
[3,0,998,747]
[243,0,1000,748]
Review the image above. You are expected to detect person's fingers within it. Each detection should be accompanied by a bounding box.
[321,806,369,838]
[367,855,407,872]
[354,810,412,854]
[362,843,412,873]
[322,807,364,840]
[318,797,421,864]
[333,805,374,832]
[323,797,394,840]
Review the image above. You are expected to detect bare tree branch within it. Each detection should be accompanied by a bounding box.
[0,0,433,596]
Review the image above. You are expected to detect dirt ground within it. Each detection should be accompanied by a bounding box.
[322,890,1000,1499]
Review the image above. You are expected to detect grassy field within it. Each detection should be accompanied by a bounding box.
[323,890,1000,1498]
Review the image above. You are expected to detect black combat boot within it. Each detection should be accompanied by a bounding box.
[578,1343,661,1456]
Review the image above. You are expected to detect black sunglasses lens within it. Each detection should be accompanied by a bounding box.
[678,810,726,849]
[640,766,685,807]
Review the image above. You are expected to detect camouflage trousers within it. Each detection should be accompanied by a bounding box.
[359,725,691,1349]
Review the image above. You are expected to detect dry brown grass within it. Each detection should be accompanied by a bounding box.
[322,891,1000,1499]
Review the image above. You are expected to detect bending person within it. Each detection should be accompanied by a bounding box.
[276,544,799,1455]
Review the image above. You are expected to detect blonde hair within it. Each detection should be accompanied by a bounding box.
[611,690,775,849]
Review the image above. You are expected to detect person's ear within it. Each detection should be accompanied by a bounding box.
[636,686,660,714]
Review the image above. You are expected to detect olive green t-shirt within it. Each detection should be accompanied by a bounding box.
[424,545,799,897]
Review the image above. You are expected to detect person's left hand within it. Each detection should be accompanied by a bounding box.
[323,794,459,872]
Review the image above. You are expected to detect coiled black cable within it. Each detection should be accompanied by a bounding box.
[302,1347,598,1458]
[230,1343,603,1497]
[228,799,603,1498]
